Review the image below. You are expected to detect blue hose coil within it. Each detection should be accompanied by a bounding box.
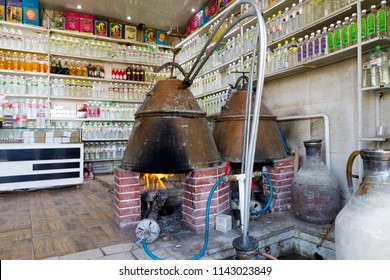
[142,177,226,260]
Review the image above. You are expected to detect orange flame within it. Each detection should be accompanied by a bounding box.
[143,173,174,191]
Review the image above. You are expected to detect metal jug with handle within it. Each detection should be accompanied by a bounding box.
[336,149,390,259]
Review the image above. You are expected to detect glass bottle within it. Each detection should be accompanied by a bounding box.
[341,18,350,48]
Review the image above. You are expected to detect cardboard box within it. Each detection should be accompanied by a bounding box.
[156,30,168,45]
[71,130,80,139]
[201,6,209,26]
[218,0,226,11]
[53,11,65,29]
[45,137,54,143]
[94,19,108,37]
[144,28,156,44]
[0,0,5,21]
[192,10,203,30]
[22,0,39,26]
[70,137,80,143]
[185,19,192,36]
[80,13,93,33]
[124,25,137,42]
[46,131,54,138]
[61,137,70,143]
[109,22,123,39]
[54,131,63,137]
[6,0,22,23]
[63,130,72,138]
[35,131,45,138]
[54,137,62,143]
[65,12,80,32]
[36,137,45,143]
[207,0,218,18]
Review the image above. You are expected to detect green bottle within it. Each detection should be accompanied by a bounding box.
[377,0,389,37]
[362,9,368,41]
[350,13,357,45]
[342,18,350,48]
[327,24,335,53]
[367,5,377,39]
[334,20,342,51]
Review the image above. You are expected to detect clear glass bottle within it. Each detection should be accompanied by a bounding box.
[16,101,27,128]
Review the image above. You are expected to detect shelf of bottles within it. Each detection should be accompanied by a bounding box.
[81,121,132,141]
[197,89,230,115]
[84,141,127,162]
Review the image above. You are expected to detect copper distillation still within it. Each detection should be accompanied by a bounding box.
[213,74,287,235]
[122,0,269,259]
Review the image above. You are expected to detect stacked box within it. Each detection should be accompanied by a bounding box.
[80,14,93,33]
[124,25,137,42]
[109,22,123,39]
[144,28,156,43]
[53,11,65,29]
[22,0,39,26]
[94,18,108,37]
[156,30,167,45]
[0,0,5,21]
[6,0,22,23]
[65,12,80,32]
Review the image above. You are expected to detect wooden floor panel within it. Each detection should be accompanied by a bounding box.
[0,179,132,259]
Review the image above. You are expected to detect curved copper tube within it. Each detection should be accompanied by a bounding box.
[261,252,278,260]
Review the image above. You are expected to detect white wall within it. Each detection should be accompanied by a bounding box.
[262,58,358,205]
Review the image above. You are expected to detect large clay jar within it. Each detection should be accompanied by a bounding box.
[291,139,341,224]
[336,149,390,259]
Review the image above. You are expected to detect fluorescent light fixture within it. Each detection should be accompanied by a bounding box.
[76,4,82,9]
[127,16,131,20]
[191,8,196,12]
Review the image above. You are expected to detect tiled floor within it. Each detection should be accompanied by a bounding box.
[0,178,132,260]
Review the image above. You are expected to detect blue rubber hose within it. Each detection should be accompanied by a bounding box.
[278,126,289,154]
[252,172,273,215]
[142,177,226,260]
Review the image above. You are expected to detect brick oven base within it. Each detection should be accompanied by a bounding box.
[113,163,230,234]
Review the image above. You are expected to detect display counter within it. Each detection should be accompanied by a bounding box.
[0,129,83,191]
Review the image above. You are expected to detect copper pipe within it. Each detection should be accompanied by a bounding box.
[261,252,278,260]
[316,220,336,248]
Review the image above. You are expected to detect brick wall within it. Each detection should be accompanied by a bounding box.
[262,157,294,213]
[113,167,141,232]
[182,163,230,234]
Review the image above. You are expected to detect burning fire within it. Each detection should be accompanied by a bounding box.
[143,173,174,191]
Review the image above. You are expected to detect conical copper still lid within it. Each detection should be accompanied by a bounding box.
[121,78,221,173]
[213,87,287,164]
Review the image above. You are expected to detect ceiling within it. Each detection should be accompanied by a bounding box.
[39,0,209,34]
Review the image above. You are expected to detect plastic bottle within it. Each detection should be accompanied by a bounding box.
[314,30,321,58]
[334,20,342,51]
[350,13,357,45]
[302,34,309,62]
[296,0,304,28]
[297,37,304,63]
[308,32,315,60]
[361,9,368,42]
[290,3,297,32]
[16,101,27,128]
[367,5,377,40]
[382,48,389,85]
[274,43,282,71]
[36,100,46,128]
[281,40,289,69]
[370,46,382,86]
[281,7,289,36]
[377,1,389,37]
[342,18,350,48]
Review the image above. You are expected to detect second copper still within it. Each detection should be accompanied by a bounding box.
[213,80,287,165]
